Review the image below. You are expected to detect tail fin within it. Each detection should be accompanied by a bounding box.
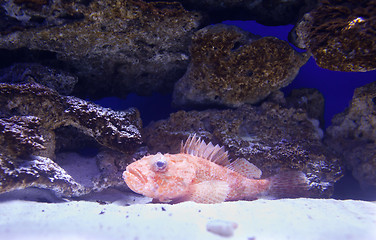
[264,171,310,199]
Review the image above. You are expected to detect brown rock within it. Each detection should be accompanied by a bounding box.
[173,24,309,108]
[0,82,142,157]
[0,153,88,197]
[0,82,142,197]
[0,0,202,98]
[144,95,343,198]
[164,0,318,26]
[0,63,78,95]
[326,81,376,188]
[293,0,376,72]
[0,116,45,158]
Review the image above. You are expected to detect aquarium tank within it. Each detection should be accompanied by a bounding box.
[0,0,375,239]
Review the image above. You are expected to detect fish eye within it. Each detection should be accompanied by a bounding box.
[150,153,168,172]
[152,158,168,172]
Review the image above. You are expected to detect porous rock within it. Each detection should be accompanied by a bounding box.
[292,0,376,72]
[0,153,88,197]
[0,63,78,95]
[326,81,376,188]
[0,82,142,157]
[0,0,202,98]
[0,82,142,197]
[158,0,318,26]
[173,24,309,108]
[145,91,343,197]
[0,115,45,157]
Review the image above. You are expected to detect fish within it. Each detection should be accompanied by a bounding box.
[123,134,309,203]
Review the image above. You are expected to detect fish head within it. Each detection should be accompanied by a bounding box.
[123,153,195,202]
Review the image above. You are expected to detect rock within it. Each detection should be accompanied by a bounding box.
[0,82,142,197]
[0,0,202,98]
[0,153,88,197]
[292,0,376,72]
[285,88,325,127]
[169,0,318,26]
[0,199,375,240]
[145,93,342,197]
[173,24,309,108]
[0,116,45,157]
[0,63,78,95]
[326,81,376,188]
[0,82,142,157]
[206,219,238,237]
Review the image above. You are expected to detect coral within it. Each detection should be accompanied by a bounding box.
[326,81,376,188]
[0,0,202,98]
[173,24,309,108]
[145,91,342,197]
[292,0,376,72]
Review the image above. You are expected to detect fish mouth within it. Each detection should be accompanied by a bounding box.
[125,167,148,184]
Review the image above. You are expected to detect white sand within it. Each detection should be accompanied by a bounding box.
[0,198,375,240]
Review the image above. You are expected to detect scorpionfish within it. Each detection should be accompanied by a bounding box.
[123,134,309,203]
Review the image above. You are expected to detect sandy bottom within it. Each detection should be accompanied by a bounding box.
[0,198,375,240]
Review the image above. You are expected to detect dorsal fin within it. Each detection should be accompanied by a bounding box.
[226,158,262,179]
[181,134,231,166]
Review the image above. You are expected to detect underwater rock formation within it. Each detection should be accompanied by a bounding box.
[0,63,78,95]
[0,153,88,197]
[0,82,142,157]
[145,91,342,197]
[0,82,142,197]
[292,0,376,72]
[326,81,376,189]
[157,0,318,26]
[0,115,45,157]
[0,0,202,98]
[173,24,309,108]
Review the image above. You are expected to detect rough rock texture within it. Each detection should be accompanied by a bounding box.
[0,82,142,197]
[0,0,202,98]
[0,199,375,240]
[0,82,142,157]
[173,24,310,108]
[292,0,376,72]
[0,116,45,157]
[0,63,78,95]
[148,0,318,26]
[0,153,87,197]
[326,81,376,188]
[145,91,342,197]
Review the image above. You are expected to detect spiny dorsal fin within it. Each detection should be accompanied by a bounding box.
[226,158,262,179]
[181,134,230,166]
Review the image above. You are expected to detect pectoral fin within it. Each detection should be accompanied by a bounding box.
[187,181,230,204]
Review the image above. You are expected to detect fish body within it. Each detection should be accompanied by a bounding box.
[123,134,308,203]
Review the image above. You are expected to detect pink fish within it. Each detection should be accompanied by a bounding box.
[123,134,309,203]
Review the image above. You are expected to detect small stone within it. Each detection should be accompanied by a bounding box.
[206,219,238,237]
